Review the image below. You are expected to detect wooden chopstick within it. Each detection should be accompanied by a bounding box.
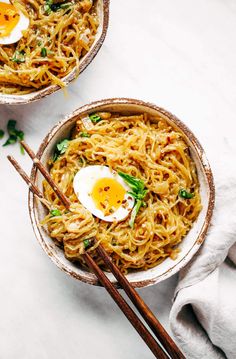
[20,140,71,210]
[8,143,185,359]
[96,244,185,359]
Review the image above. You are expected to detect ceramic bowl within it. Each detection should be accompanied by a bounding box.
[29,98,215,288]
[0,0,109,105]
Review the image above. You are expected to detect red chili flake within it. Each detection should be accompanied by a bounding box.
[117,200,121,204]
[104,186,110,191]
[100,202,105,209]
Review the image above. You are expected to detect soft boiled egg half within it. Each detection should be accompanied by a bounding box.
[73,166,135,222]
[0,0,29,45]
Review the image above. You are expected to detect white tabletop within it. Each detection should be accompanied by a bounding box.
[1,1,236,358]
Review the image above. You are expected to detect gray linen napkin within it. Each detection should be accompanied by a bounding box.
[170,152,236,359]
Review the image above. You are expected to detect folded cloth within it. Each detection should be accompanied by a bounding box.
[170,152,236,359]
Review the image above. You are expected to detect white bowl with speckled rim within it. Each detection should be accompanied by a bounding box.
[0,0,109,105]
[29,98,215,288]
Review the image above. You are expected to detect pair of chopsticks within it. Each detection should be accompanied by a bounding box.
[8,141,185,359]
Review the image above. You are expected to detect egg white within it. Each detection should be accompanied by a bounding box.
[0,0,29,45]
[73,165,135,222]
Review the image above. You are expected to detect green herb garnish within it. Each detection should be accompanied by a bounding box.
[3,120,25,154]
[59,2,73,9]
[7,120,17,136]
[79,132,90,138]
[0,129,4,139]
[44,0,53,14]
[89,113,102,124]
[53,138,69,161]
[41,47,47,57]
[57,139,69,153]
[3,136,17,146]
[44,0,72,14]
[44,4,51,14]
[179,189,194,199]
[50,209,62,217]
[12,50,25,63]
[118,172,148,228]
[83,239,91,249]
[14,128,25,154]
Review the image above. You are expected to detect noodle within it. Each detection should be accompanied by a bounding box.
[42,112,202,274]
[0,0,98,94]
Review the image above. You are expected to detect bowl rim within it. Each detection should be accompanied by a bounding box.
[0,0,110,105]
[29,98,215,288]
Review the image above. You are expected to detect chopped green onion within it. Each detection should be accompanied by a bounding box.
[60,2,73,9]
[79,132,90,138]
[44,0,72,14]
[89,113,102,124]
[83,239,91,249]
[12,50,25,63]
[41,47,47,57]
[129,199,142,229]
[179,189,194,199]
[44,0,53,14]
[44,4,51,14]
[0,129,4,139]
[50,209,61,217]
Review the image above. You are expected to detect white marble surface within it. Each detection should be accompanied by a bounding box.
[0,1,236,358]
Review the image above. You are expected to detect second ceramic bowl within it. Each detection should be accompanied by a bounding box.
[0,0,109,105]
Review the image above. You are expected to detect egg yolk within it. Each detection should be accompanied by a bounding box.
[0,2,20,38]
[91,178,126,216]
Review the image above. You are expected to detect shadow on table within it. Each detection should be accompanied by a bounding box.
[52,264,178,325]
